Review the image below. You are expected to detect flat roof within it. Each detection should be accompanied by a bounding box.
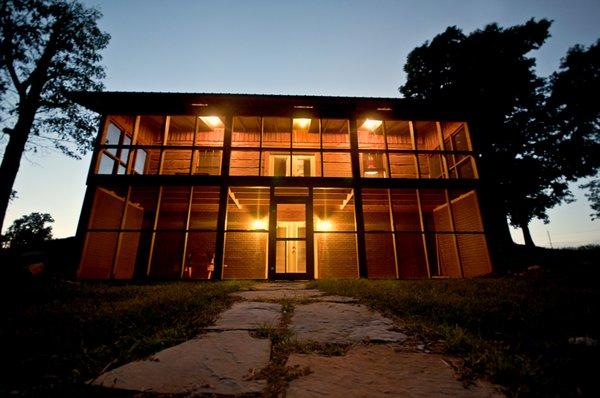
[68,91,470,120]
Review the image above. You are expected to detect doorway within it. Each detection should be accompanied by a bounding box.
[269,196,314,279]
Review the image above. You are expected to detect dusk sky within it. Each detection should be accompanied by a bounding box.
[2,0,599,247]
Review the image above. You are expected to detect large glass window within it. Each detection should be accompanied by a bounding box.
[96,118,134,175]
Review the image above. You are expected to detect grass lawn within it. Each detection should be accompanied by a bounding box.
[311,277,599,397]
[2,279,249,396]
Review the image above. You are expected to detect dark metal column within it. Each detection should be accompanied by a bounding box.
[349,118,368,278]
[212,113,233,280]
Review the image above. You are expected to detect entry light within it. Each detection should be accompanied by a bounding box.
[361,119,382,131]
[251,218,268,230]
[293,118,311,130]
[316,219,333,231]
[199,116,223,128]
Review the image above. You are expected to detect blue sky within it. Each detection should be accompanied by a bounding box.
[3,0,599,247]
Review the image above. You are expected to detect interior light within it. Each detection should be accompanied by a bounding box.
[293,118,311,130]
[251,218,268,230]
[361,119,382,131]
[199,116,223,128]
[316,219,333,231]
[364,153,380,175]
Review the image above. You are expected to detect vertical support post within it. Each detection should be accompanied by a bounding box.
[268,186,276,279]
[258,117,264,176]
[213,113,233,280]
[416,188,432,278]
[179,186,194,279]
[444,189,465,278]
[349,118,368,278]
[157,116,170,175]
[306,186,315,279]
[126,116,140,174]
[319,119,324,177]
[386,189,400,279]
[146,185,163,277]
[436,122,450,178]
[110,186,133,279]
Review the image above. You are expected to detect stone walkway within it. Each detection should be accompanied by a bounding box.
[92,282,503,397]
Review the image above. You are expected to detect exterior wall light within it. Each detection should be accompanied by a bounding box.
[251,218,268,230]
[316,219,333,231]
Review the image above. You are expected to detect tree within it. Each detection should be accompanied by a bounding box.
[0,0,110,232]
[400,19,573,249]
[548,40,600,219]
[2,211,53,249]
[581,179,600,220]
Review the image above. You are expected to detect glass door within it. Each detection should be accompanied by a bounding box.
[269,197,313,279]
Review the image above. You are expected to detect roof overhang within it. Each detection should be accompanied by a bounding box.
[67,91,471,121]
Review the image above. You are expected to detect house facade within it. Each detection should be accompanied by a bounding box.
[72,92,493,280]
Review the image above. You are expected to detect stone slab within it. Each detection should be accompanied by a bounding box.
[206,301,281,330]
[251,282,309,291]
[287,345,503,397]
[92,331,270,395]
[234,289,323,301]
[313,295,359,303]
[291,302,406,343]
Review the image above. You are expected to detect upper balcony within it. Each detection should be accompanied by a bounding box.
[93,114,477,180]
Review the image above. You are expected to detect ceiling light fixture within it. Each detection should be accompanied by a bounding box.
[361,119,382,131]
[293,118,311,130]
[199,116,223,128]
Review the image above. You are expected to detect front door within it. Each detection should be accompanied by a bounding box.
[269,197,313,279]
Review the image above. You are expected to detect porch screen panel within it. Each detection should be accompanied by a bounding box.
[167,116,196,146]
[395,233,429,279]
[183,186,220,280]
[79,186,127,279]
[313,188,358,278]
[223,187,270,279]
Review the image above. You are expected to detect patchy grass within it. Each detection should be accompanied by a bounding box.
[2,279,250,396]
[254,299,312,397]
[311,278,599,397]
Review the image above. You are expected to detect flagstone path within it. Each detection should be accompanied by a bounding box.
[92,282,503,397]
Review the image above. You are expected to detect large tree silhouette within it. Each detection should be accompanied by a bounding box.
[548,40,600,220]
[2,211,53,249]
[400,19,575,249]
[0,0,110,231]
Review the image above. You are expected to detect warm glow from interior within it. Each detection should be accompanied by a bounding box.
[251,218,268,230]
[361,119,382,131]
[293,118,311,130]
[316,219,333,231]
[199,116,223,128]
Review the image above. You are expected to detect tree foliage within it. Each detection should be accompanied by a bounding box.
[2,211,53,249]
[0,0,110,230]
[548,40,600,219]
[399,19,598,246]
